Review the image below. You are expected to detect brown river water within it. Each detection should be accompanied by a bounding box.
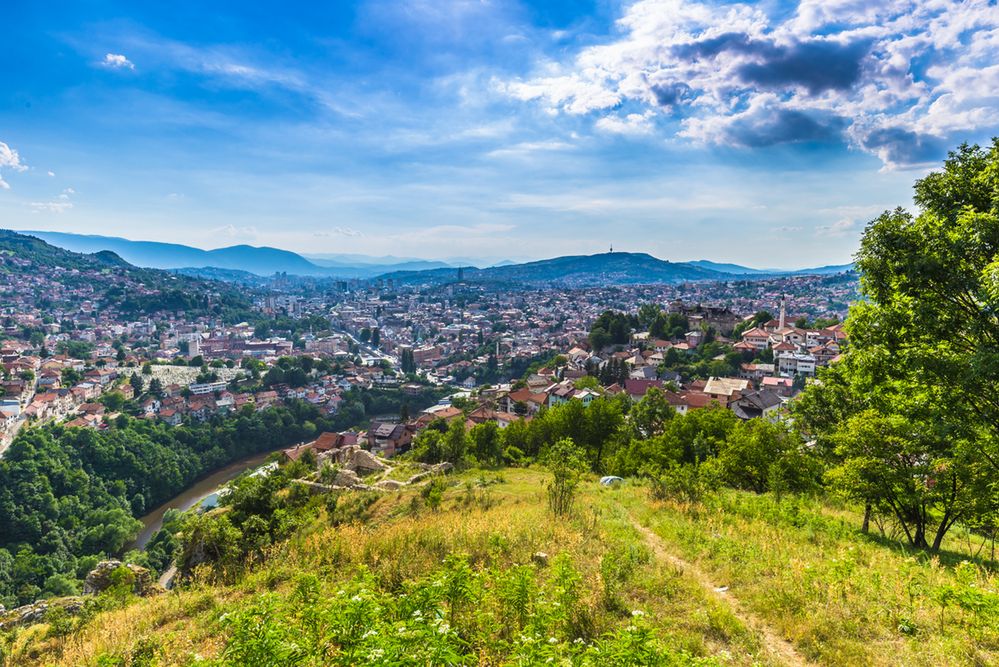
[130,448,281,550]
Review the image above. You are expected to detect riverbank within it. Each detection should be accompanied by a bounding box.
[130,447,283,550]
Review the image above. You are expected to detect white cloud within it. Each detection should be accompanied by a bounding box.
[485,140,575,159]
[817,218,860,237]
[502,0,999,167]
[29,187,76,213]
[396,223,515,240]
[30,201,73,213]
[102,53,135,70]
[212,224,258,238]
[595,112,655,135]
[0,141,28,190]
[314,227,363,238]
[47,170,55,177]
[0,141,28,171]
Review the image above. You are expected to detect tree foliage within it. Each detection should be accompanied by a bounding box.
[0,401,336,606]
[795,140,999,551]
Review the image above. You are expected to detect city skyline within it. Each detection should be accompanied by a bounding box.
[2,0,998,265]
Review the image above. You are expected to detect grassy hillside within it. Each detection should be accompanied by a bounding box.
[4,467,998,666]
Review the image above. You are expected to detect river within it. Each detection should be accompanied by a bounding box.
[130,448,281,550]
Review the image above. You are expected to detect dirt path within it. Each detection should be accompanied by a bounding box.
[629,515,812,667]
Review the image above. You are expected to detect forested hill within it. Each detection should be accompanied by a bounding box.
[380,251,734,286]
[0,230,131,271]
[0,229,255,321]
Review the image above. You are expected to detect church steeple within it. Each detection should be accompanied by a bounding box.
[778,295,786,329]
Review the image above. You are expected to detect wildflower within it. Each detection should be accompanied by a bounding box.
[548,637,558,644]
[352,595,363,602]
[362,629,378,639]
[631,609,645,617]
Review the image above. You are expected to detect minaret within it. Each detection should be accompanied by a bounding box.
[778,295,786,329]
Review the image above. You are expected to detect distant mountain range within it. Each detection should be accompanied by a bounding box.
[20,231,465,278]
[380,252,854,287]
[18,230,854,286]
[689,259,855,276]
[22,231,330,276]
[0,229,255,316]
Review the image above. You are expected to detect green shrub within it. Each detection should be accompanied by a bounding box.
[647,463,716,503]
[545,438,587,517]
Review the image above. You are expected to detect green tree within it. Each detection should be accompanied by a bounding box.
[545,438,587,517]
[628,387,675,439]
[637,303,662,329]
[469,421,503,466]
[827,410,989,551]
[61,368,83,386]
[148,378,164,399]
[588,311,632,350]
[442,419,468,465]
[714,419,817,495]
[796,141,999,550]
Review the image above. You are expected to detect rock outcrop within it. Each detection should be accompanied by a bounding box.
[348,448,389,473]
[0,597,84,630]
[303,446,453,493]
[82,560,163,597]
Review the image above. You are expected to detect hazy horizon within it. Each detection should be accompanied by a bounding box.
[10,227,856,270]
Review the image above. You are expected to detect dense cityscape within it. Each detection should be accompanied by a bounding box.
[1,230,857,456]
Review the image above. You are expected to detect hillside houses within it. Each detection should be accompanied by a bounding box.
[736,298,846,378]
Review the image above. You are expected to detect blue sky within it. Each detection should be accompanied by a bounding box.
[2,0,998,267]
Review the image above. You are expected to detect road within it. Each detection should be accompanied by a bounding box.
[0,379,36,458]
[335,329,398,367]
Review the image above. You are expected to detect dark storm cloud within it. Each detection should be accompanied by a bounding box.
[674,32,870,95]
[725,108,846,147]
[737,39,872,94]
[673,32,775,60]
[856,126,945,167]
[650,82,693,108]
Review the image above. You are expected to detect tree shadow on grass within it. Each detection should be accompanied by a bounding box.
[858,529,999,571]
